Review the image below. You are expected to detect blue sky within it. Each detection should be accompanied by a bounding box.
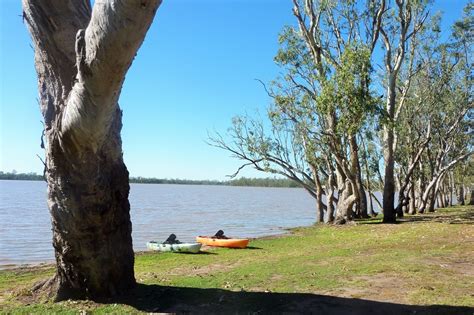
[0,0,469,180]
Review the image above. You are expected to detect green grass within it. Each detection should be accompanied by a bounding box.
[1,205,473,313]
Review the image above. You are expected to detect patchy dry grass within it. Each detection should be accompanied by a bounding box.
[1,205,473,313]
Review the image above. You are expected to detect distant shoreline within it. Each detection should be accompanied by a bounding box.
[0,172,299,188]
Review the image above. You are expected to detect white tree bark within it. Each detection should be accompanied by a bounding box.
[61,0,161,154]
[23,0,162,300]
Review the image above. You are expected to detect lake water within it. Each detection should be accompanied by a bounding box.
[0,180,316,269]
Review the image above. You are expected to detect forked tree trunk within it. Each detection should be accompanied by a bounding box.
[23,0,161,300]
[335,180,357,224]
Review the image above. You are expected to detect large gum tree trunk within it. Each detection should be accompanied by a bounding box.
[335,180,357,224]
[23,0,161,300]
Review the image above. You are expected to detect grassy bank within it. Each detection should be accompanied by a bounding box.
[1,206,473,313]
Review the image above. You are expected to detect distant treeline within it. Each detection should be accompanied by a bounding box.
[129,176,299,187]
[228,177,298,188]
[0,171,43,181]
[0,171,299,188]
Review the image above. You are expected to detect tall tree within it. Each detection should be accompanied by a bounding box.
[23,0,161,300]
[378,0,429,222]
[417,2,474,212]
[210,0,383,224]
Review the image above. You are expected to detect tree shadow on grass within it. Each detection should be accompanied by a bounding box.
[175,251,217,255]
[356,207,474,225]
[224,246,262,250]
[446,209,474,224]
[397,207,474,225]
[202,246,263,252]
[246,246,263,250]
[109,283,474,314]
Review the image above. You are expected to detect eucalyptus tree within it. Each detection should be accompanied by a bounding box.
[394,39,472,214]
[455,2,474,205]
[417,103,472,212]
[393,15,443,216]
[417,73,471,212]
[23,0,161,300]
[376,0,430,222]
[416,4,473,212]
[211,0,384,224]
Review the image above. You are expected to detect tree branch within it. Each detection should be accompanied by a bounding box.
[60,0,162,154]
[22,0,92,127]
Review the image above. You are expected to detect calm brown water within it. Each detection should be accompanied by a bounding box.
[0,180,316,269]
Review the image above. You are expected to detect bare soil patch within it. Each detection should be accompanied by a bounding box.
[323,274,411,303]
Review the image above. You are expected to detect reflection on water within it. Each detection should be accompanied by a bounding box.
[0,180,316,269]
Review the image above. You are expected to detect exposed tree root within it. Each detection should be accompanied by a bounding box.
[23,274,60,303]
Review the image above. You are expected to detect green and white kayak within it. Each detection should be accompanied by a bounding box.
[146,241,202,253]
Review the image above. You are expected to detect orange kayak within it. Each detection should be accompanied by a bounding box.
[196,236,249,248]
